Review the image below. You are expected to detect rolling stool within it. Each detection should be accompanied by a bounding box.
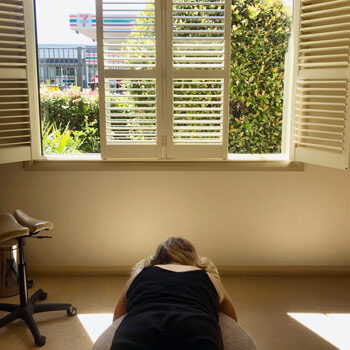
[0,211,77,346]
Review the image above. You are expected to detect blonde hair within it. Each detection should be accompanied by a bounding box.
[131,237,220,280]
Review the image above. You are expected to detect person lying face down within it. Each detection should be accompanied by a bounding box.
[111,237,238,350]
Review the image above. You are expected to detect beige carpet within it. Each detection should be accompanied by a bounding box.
[0,275,349,350]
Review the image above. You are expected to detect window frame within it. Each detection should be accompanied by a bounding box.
[25,0,42,161]
[27,0,297,167]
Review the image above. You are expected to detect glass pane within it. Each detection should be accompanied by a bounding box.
[228,0,293,155]
[35,0,100,154]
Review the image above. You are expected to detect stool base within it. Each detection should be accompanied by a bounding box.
[0,289,77,346]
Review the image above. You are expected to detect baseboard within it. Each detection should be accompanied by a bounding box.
[28,265,350,277]
[29,266,131,276]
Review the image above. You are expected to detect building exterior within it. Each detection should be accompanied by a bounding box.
[37,44,98,89]
[69,13,135,42]
[37,13,135,90]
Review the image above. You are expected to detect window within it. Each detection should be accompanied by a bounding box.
[36,0,290,159]
[34,0,290,159]
[96,0,231,159]
[1,0,350,170]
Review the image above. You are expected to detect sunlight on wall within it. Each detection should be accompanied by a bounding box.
[78,313,113,343]
[288,313,350,350]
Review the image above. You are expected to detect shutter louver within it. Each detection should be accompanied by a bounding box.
[97,0,162,158]
[166,0,231,159]
[173,1,225,69]
[173,79,224,144]
[102,1,156,70]
[0,0,35,164]
[295,80,346,151]
[293,0,350,169]
[105,78,157,144]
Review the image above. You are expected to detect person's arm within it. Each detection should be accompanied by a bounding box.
[113,268,141,322]
[219,287,238,322]
[207,273,238,322]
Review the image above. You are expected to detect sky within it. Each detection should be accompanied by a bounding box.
[283,0,293,10]
[36,0,96,45]
[35,0,294,45]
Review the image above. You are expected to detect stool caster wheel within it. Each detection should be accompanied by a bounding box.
[35,335,46,347]
[67,306,77,316]
[39,292,47,301]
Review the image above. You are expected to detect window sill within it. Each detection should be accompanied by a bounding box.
[23,154,304,171]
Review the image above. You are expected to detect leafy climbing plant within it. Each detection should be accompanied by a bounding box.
[229,0,292,153]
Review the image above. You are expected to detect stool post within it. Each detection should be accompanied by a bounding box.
[0,211,77,346]
[17,238,28,307]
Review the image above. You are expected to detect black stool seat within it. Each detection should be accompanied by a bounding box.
[0,210,77,347]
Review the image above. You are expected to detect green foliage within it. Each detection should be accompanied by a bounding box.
[229,0,292,153]
[40,85,100,153]
[74,115,100,153]
[42,121,84,154]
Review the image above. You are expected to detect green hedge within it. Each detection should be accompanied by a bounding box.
[229,0,292,153]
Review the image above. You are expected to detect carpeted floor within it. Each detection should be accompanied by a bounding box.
[0,275,349,350]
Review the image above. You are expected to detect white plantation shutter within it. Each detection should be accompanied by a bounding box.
[96,0,163,158]
[0,0,39,164]
[97,0,231,159]
[292,0,350,169]
[165,0,231,159]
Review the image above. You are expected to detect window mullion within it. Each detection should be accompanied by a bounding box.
[23,0,41,160]
[95,0,107,158]
[164,0,174,159]
[156,0,166,159]
[222,0,231,160]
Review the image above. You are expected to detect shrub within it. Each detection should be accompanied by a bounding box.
[40,85,100,153]
[42,122,84,154]
[229,0,292,153]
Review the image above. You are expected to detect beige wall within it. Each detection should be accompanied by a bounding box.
[0,162,350,270]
